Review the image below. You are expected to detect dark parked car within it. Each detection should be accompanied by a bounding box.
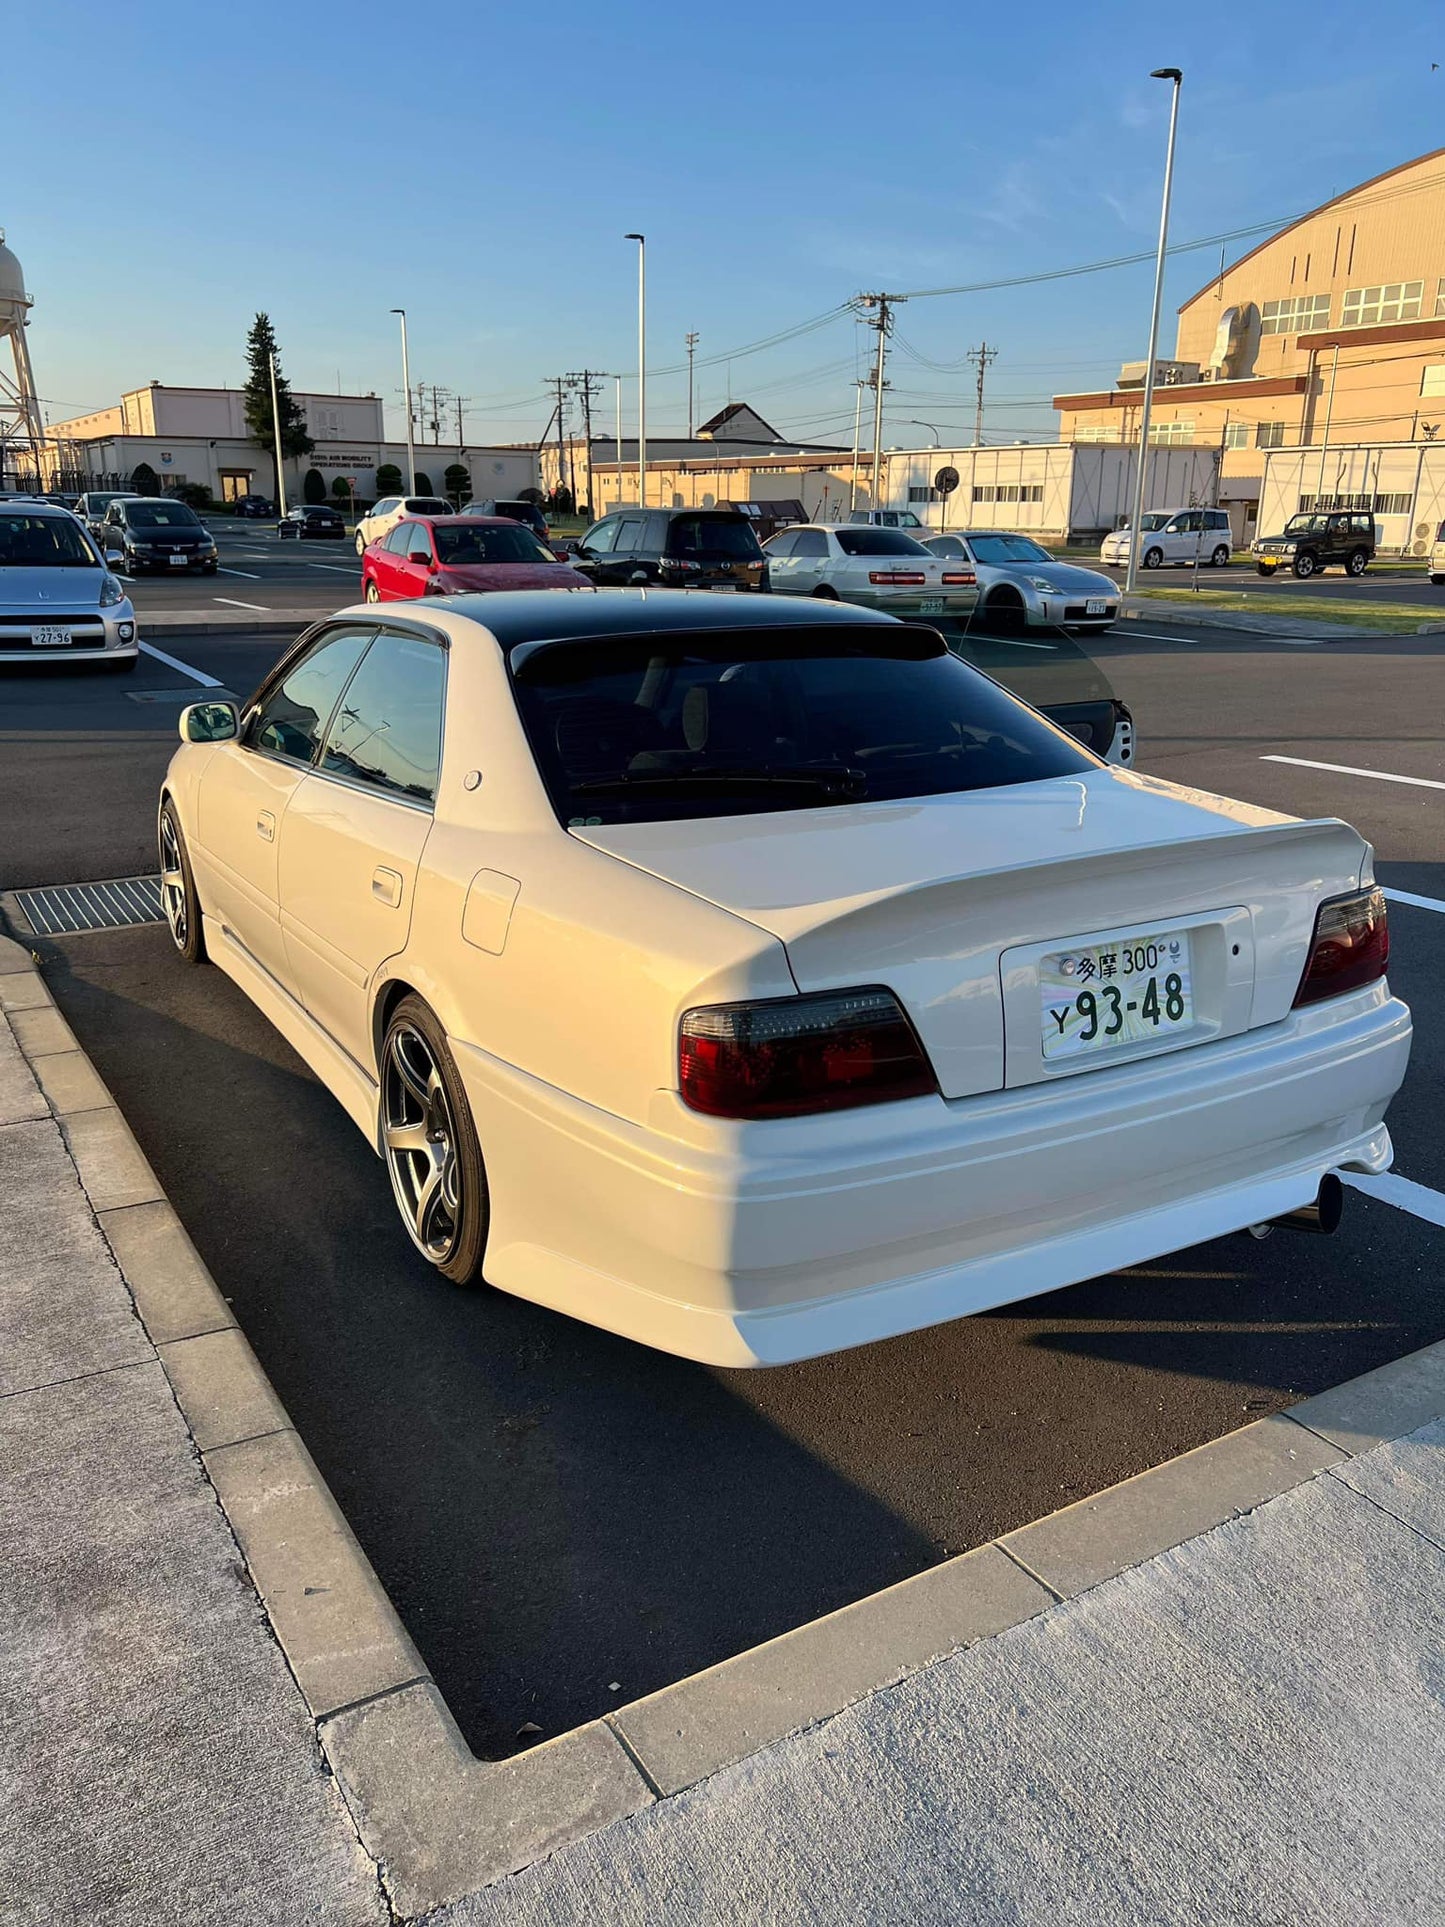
[475,498,549,541]
[571,508,769,591]
[101,496,218,574]
[233,494,275,518]
[279,503,346,541]
[1252,510,1375,578]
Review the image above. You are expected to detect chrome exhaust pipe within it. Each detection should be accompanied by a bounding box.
[1245,1172,1344,1240]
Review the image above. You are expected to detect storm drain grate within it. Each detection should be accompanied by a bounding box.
[14,875,165,936]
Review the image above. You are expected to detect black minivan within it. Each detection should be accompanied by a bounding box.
[572,508,769,590]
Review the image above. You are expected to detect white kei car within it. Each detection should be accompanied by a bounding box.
[159,591,1410,1367]
[353,493,455,557]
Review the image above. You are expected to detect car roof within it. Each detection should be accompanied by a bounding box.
[0,498,81,518]
[336,586,903,650]
[405,513,517,527]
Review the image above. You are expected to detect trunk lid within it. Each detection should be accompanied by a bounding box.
[572,771,1368,1099]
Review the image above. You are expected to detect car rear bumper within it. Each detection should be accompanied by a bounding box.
[452,982,1410,1366]
[846,587,979,615]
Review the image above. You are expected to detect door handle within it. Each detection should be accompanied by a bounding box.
[372,867,403,908]
[256,810,275,842]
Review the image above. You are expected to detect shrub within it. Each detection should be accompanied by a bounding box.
[444,462,471,507]
[302,468,327,504]
[375,463,403,495]
[171,482,212,510]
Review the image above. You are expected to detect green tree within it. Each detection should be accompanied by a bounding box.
[444,462,471,507]
[302,467,327,504]
[375,462,403,496]
[130,461,160,496]
[330,475,351,502]
[242,313,314,504]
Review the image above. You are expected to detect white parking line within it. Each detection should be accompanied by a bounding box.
[1261,754,1445,790]
[304,563,359,574]
[1342,1171,1445,1230]
[138,640,223,687]
[212,596,270,612]
[1382,887,1445,914]
[216,566,262,580]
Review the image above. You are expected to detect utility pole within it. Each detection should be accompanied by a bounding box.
[967,342,998,447]
[548,376,569,507]
[856,293,904,511]
[268,350,288,517]
[566,372,606,518]
[849,380,865,510]
[685,331,700,437]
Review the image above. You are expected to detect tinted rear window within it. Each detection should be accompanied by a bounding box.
[510,627,1092,826]
[834,529,930,556]
[667,515,764,559]
[406,499,453,515]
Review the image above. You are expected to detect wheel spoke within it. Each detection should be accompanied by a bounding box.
[385,1119,432,1155]
[414,1163,451,1248]
[390,1032,433,1109]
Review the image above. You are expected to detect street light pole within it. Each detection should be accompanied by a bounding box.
[391,307,416,495]
[625,234,646,507]
[268,350,288,517]
[1124,67,1182,598]
[849,380,865,511]
[909,421,941,446]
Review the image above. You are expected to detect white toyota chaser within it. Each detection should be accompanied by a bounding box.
[159,591,1411,1366]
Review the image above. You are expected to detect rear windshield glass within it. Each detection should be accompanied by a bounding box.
[406,499,453,515]
[127,502,201,529]
[510,628,1092,826]
[667,515,764,558]
[967,535,1051,565]
[0,513,97,567]
[436,523,554,564]
[833,529,931,556]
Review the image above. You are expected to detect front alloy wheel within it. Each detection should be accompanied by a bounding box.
[380,996,488,1284]
[1293,551,1316,578]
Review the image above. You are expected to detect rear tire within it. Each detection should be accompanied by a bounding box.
[159,798,207,966]
[380,995,488,1286]
[1210,545,1230,567]
[354,531,366,556]
[1346,548,1368,577]
[1142,547,1163,570]
[811,584,839,599]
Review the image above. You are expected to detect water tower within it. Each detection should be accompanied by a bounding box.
[0,230,45,487]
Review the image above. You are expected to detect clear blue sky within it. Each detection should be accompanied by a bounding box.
[10,0,1444,450]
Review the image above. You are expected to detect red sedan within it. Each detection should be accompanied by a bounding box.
[361,514,589,601]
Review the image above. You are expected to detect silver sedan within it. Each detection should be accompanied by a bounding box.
[923,531,1118,633]
[0,501,139,670]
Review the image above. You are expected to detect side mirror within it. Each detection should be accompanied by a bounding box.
[179,700,239,745]
[410,549,433,567]
[105,547,125,567]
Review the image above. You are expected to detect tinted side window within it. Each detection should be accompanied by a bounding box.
[612,517,646,551]
[373,498,398,517]
[321,632,446,806]
[581,520,617,554]
[249,628,374,766]
[794,529,829,557]
[765,531,798,558]
[385,524,416,554]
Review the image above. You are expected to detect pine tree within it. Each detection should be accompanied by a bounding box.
[242,314,314,503]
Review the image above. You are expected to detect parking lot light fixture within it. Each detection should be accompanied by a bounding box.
[625,235,646,507]
[1124,66,1183,598]
[910,421,942,446]
[391,308,417,495]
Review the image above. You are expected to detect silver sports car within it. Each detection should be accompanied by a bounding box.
[923,530,1118,633]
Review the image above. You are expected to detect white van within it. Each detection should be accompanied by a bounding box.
[1099,507,1233,570]
[1429,521,1445,586]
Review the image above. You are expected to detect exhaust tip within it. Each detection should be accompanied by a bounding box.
[1274,1172,1345,1237]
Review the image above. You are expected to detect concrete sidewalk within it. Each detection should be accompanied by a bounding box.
[0,974,386,1925]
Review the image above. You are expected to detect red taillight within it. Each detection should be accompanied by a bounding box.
[679,988,937,1118]
[868,570,927,585]
[1293,886,1389,1007]
[941,571,976,586]
[660,556,702,573]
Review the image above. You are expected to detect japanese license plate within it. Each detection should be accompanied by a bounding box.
[920,597,945,613]
[1086,598,1107,615]
[33,626,73,647]
[168,553,188,567]
[1040,929,1193,1061]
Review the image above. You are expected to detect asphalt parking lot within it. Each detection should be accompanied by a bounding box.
[2,607,1442,1761]
[121,516,362,623]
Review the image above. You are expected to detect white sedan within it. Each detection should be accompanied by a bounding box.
[763,523,979,618]
[159,591,1410,1367]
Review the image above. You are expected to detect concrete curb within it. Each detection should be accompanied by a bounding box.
[141,616,310,640]
[4,923,1445,1915]
[1118,597,1445,641]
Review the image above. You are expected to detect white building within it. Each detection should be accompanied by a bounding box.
[43,382,538,506]
[887,443,1223,542]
